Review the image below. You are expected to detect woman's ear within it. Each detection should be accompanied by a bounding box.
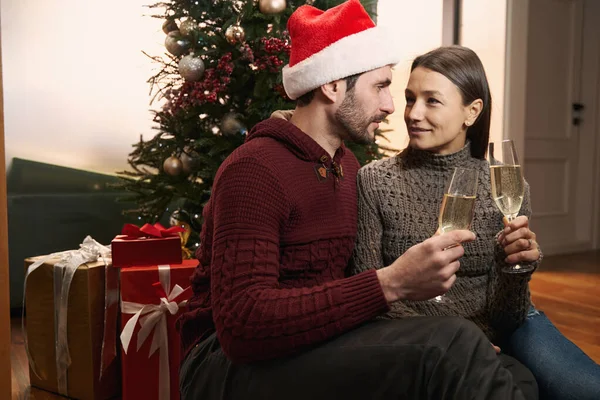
[465,98,483,126]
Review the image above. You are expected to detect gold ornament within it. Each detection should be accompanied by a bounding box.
[179,18,198,37]
[163,156,183,176]
[178,220,193,258]
[162,19,178,34]
[221,113,247,136]
[169,212,193,259]
[165,31,190,56]
[179,55,205,81]
[225,24,245,44]
[259,0,287,15]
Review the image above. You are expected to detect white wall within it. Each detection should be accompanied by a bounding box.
[1,0,505,173]
[461,0,507,148]
[378,0,508,153]
[1,0,164,175]
[377,0,444,152]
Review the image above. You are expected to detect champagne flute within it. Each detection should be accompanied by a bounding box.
[433,167,479,302]
[488,139,534,274]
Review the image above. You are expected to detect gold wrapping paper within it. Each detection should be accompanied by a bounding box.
[25,256,120,400]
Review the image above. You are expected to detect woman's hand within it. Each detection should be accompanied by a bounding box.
[497,216,541,264]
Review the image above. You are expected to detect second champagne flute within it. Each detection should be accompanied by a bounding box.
[488,139,534,273]
[433,167,478,302]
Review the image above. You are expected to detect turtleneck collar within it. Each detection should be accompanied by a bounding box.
[401,141,473,170]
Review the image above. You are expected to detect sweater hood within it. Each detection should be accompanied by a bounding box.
[246,118,346,162]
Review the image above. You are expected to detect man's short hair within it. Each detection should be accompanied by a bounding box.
[296,73,361,107]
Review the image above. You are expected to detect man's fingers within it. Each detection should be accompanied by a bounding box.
[440,244,465,262]
[438,261,461,279]
[437,230,476,248]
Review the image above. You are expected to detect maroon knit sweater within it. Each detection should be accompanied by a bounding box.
[177,118,389,364]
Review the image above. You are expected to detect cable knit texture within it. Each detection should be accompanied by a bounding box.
[350,142,541,343]
[177,118,389,364]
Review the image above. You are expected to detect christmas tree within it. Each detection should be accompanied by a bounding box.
[117,0,390,256]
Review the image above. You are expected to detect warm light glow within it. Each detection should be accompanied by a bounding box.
[461,0,507,148]
[1,1,505,174]
[2,0,166,175]
[377,0,444,153]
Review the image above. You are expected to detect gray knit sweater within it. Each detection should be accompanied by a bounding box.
[350,142,541,342]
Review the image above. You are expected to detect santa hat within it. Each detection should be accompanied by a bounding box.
[282,0,400,100]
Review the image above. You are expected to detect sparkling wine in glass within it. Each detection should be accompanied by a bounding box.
[433,167,478,302]
[488,140,534,273]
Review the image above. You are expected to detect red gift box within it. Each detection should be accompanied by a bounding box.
[112,223,184,267]
[119,260,198,400]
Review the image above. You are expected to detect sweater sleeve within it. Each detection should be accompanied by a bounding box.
[487,181,542,337]
[349,166,386,274]
[210,159,388,364]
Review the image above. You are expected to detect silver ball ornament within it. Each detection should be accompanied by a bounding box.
[259,0,287,15]
[165,31,190,56]
[179,55,205,81]
[163,156,183,176]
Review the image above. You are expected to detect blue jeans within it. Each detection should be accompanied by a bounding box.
[504,307,600,400]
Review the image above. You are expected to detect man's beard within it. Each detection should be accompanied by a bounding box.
[335,91,387,145]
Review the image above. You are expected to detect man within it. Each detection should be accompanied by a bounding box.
[177,1,534,399]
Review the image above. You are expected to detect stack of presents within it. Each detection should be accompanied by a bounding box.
[23,223,198,399]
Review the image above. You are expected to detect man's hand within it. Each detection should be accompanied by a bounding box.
[497,216,540,264]
[377,230,476,302]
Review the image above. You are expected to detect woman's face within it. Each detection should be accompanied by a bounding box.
[404,67,480,155]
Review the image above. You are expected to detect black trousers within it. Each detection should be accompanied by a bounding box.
[180,317,538,400]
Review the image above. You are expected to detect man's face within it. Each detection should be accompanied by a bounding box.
[335,66,395,144]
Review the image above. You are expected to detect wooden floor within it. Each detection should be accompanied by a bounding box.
[9,251,600,399]
[527,250,600,363]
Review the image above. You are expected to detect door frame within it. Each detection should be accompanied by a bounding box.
[0,20,13,398]
[586,0,600,249]
[504,0,600,253]
[504,0,529,162]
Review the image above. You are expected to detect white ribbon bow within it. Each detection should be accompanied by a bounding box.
[22,236,111,396]
[120,265,188,400]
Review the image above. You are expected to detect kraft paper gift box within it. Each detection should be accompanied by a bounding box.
[24,237,120,400]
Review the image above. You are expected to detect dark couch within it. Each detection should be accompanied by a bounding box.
[7,158,135,312]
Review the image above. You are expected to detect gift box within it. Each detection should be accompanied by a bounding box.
[24,238,120,400]
[111,223,184,267]
[120,259,197,400]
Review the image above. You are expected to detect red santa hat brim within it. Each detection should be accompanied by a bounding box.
[283,25,399,100]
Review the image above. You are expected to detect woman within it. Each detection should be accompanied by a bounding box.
[350,45,600,400]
